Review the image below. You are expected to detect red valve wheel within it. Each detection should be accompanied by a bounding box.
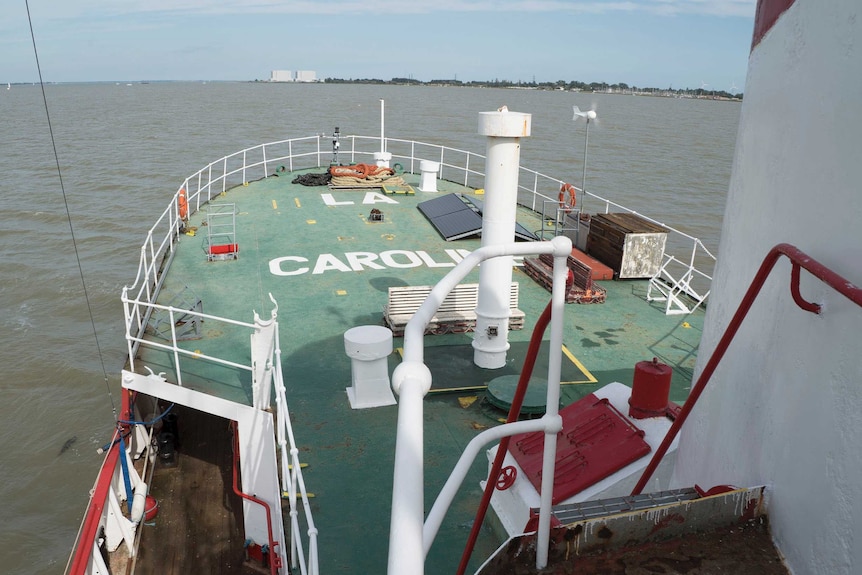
[496,465,517,490]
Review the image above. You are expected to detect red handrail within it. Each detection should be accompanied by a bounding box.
[231,422,282,575]
[632,243,862,495]
[67,391,133,575]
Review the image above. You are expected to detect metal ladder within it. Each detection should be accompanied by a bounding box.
[205,203,238,261]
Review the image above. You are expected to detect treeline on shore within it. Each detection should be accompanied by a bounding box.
[322,77,742,100]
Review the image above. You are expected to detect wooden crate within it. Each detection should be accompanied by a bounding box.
[586,213,668,279]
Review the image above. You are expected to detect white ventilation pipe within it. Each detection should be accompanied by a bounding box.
[474,107,532,368]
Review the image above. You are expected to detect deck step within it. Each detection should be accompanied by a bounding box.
[548,487,700,524]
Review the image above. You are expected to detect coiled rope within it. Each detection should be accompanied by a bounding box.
[329,163,405,187]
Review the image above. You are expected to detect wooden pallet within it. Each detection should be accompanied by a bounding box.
[384,282,524,336]
[524,256,606,304]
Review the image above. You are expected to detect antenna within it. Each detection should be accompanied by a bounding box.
[572,105,598,220]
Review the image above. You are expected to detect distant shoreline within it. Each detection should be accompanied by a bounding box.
[307,77,743,100]
[5,79,742,101]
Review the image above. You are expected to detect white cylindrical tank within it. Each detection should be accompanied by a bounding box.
[473,108,531,369]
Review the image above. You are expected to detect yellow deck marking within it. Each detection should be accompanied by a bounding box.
[307,219,316,225]
[294,198,301,208]
[282,491,315,499]
[272,199,278,210]
[336,290,347,296]
[561,344,598,383]
[457,396,478,409]
[395,344,597,389]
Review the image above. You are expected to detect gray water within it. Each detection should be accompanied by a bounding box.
[0,82,738,574]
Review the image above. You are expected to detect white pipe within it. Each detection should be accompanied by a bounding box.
[380,99,385,153]
[535,241,570,569]
[423,418,548,553]
[387,379,426,574]
[474,109,532,369]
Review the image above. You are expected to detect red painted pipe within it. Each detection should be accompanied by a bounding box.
[632,243,862,495]
[67,433,121,574]
[231,422,282,575]
[456,301,553,575]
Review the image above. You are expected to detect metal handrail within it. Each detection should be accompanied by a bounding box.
[272,323,320,575]
[632,243,862,495]
[389,237,572,573]
[121,295,260,384]
[66,390,134,575]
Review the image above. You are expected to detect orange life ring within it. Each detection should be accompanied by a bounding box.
[559,182,576,213]
[178,188,188,220]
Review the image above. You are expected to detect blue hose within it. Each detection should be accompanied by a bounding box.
[118,434,133,514]
[119,403,175,426]
[98,404,176,455]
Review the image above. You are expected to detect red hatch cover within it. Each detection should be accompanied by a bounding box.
[509,393,650,504]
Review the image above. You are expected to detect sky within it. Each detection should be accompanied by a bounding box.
[2,1,755,91]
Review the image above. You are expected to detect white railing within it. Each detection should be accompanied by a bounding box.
[647,252,714,314]
[124,134,715,342]
[122,295,258,384]
[389,236,572,573]
[272,324,320,575]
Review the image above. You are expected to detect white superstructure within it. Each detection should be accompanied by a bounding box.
[671,2,862,574]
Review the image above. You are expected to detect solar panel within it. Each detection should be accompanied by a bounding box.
[418,193,540,242]
[417,193,474,218]
[466,197,539,241]
[417,194,483,241]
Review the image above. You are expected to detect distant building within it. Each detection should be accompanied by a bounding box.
[295,70,317,83]
[270,70,293,82]
[268,70,318,83]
